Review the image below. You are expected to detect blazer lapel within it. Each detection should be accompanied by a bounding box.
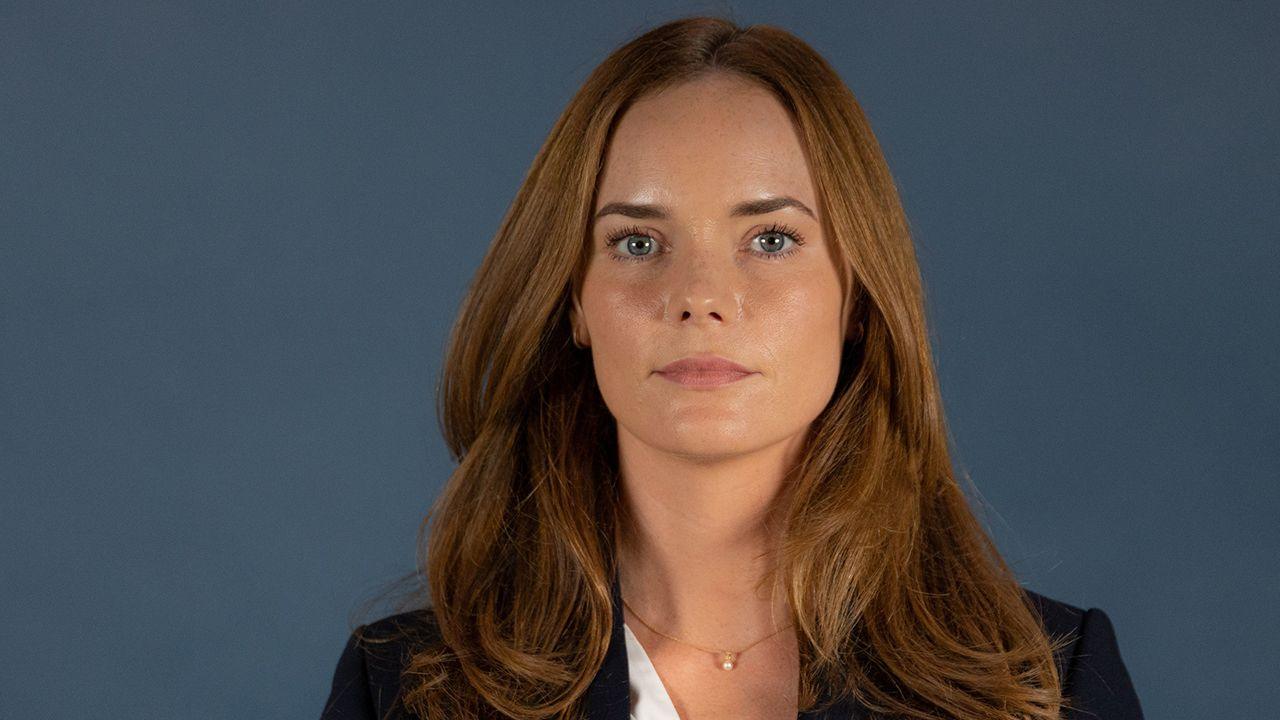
[580,567,632,719]
[581,568,869,720]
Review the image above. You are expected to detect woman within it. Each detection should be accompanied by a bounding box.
[320,15,1143,720]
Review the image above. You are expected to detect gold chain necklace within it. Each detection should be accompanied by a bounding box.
[621,597,793,671]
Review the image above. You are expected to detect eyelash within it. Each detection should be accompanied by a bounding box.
[602,222,807,264]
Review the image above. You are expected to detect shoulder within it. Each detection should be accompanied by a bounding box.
[323,594,1145,719]
[1020,586,1146,720]
[319,608,438,720]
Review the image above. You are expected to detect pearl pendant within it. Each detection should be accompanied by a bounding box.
[721,651,737,670]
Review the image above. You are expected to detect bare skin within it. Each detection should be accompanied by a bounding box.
[570,72,852,719]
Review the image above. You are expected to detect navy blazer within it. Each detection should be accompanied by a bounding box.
[320,572,1144,719]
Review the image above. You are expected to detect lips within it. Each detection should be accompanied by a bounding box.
[656,354,753,375]
[654,354,756,388]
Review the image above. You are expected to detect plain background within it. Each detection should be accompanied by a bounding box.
[2,2,1276,718]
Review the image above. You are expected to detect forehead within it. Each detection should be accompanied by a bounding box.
[594,74,818,215]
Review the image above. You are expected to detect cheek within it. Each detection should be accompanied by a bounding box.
[582,281,660,378]
[587,283,657,344]
[757,280,843,360]
[749,276,846,419]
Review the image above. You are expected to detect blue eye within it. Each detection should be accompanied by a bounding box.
[602,226,658,262]
[602,223,806,263]
[751,225,806,259]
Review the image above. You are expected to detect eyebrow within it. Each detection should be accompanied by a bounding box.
[593,195,816,221]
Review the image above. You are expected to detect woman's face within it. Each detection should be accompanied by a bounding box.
[572,72,851,461]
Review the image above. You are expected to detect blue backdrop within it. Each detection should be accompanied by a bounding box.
[2,2,1276,718]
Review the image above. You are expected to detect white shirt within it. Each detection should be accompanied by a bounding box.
[624,621,683,719]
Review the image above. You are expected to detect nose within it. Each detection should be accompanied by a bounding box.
[665,245,741,325]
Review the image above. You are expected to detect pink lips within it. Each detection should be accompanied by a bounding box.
[655,353,757,388]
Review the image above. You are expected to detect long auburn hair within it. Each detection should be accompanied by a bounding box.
[354,14,1077,720]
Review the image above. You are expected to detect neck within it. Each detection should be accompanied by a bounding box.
[614,428,804,647]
